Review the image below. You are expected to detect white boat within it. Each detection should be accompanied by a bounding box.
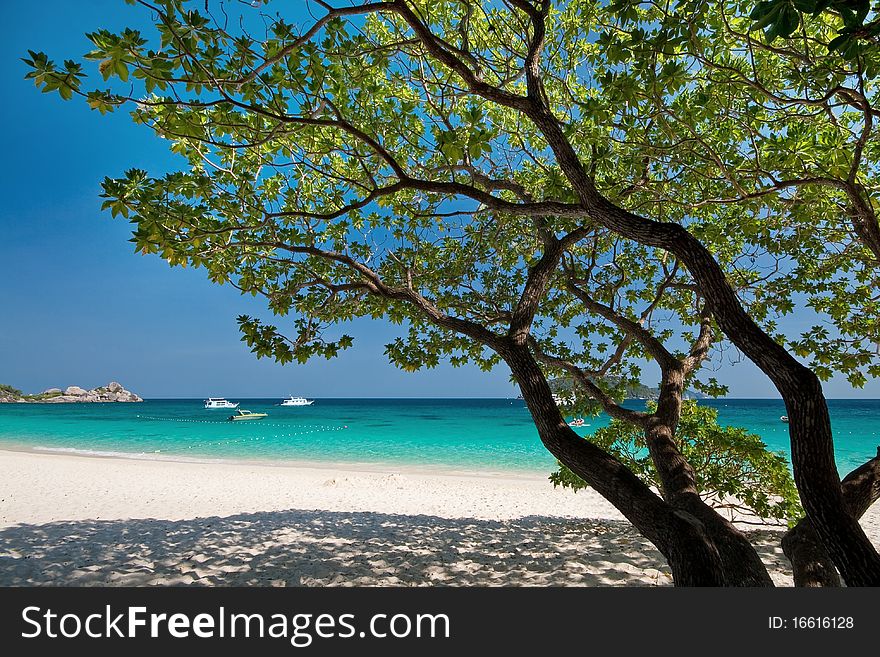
[280,396,314,407]
[204,397,239,409]
[229,409,268,421]
[781,415,789,423]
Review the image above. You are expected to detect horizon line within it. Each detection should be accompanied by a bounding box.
[129,396,880,401]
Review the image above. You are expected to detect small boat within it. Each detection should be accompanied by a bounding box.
[280,396,314,406]
[780,416,789,423]
[205,397,239,409]
[568,418,588,427]
[229,409,268,421]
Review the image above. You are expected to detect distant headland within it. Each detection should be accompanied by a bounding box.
[0,382,142,403]
[548,375,708,401]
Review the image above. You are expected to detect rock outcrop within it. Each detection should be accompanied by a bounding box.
[0,382,143,403]
[0,390,21,403]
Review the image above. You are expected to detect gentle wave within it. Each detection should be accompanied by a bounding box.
[25,444,526,477]
[32,445,204,463]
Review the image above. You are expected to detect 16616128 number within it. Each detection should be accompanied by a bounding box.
[768,616,854,629]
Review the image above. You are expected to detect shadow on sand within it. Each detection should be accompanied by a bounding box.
[0,509,790,586]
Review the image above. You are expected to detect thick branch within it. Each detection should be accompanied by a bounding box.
[842,446,880,519]
[681,313,714,375]
[509,238,564,344]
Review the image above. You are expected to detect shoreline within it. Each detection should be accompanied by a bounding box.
[0,442,550,480]
[2,447,878,586]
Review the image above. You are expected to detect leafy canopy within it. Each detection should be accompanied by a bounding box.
[23,1,878,385]
[23,0,727,392]
[750,0,879,57]
[578,0,880,387]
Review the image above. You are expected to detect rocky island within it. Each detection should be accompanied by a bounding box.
[548,375,708,401]
[0,382,142,403]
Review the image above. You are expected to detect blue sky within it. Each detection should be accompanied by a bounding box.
[1,0,876,399]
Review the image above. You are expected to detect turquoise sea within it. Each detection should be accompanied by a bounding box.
[0,399,877,475]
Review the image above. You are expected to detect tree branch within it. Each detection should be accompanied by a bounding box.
[527,335,649,426]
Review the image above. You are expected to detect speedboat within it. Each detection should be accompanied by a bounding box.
[568,418,588,427]
[780,416,789,423]
[229,409,268,421]
[205,397,239,409]
[280,396,314,406]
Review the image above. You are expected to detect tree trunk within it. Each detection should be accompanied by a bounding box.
[782,518,841,587]
[502,343,773,586]
[523,103,880,584]
[783,447,880,586]
[675,494,774,586]
[645,369,773,586]
[643,423,774,586]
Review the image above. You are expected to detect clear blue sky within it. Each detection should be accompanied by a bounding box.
[1,1,876,399]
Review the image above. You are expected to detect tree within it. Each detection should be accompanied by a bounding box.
[584,0,880,583]
[25,0,880,584]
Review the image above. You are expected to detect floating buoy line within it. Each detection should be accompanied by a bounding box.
[135,414,349,447]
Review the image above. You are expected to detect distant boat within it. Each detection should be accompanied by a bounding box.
[568,418,588,428]
[781,416,789,423]
[229,409,268,421]
[205,398,238,409]
[280,396,314,407]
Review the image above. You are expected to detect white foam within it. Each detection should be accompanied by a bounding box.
[32,446,198,463]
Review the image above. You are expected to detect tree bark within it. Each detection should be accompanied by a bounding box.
[781,518,841,587]
[675,493,774,586]
[503,342,775,586]
[645,367,700,501]
[645,415,774,586]
[783,447,880,586]
[645,369,773,586]
[846,188,880,267]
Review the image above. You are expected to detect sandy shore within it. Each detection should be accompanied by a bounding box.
[1,449,877,586]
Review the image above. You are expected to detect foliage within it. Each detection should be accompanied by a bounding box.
[586,0,880,387]
[21,1,696,394]
[750,0,879,57]
[550,401,803,522]
[26,390,64,400]
[0,384,23,397]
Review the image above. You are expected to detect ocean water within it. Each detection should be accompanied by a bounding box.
[0,398,877,475]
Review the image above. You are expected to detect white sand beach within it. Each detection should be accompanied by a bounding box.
[1,448,878,586]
